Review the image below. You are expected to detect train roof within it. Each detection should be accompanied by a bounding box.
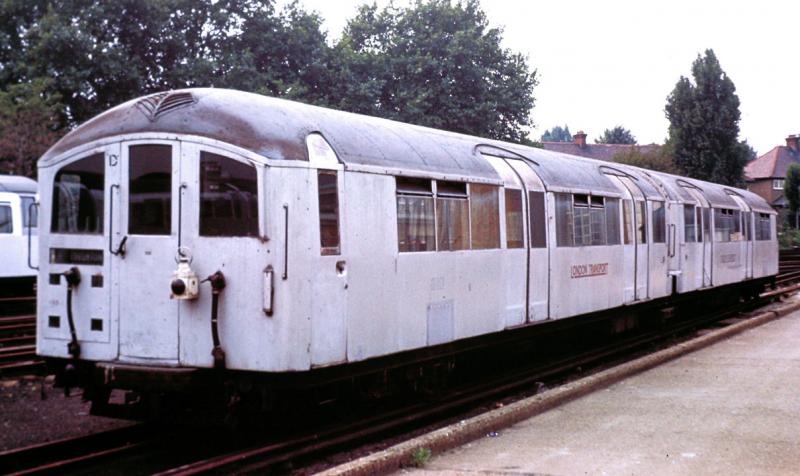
[0,175,36,194]
[40,88,774,213]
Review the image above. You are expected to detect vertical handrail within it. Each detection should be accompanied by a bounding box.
[177,183,187,247]
[108,184,127,257]
[282,203,289,280]
[26,201,38,270]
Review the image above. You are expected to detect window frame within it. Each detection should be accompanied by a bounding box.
[317,170,341,255]
[198,150,261,238]
[50,152,106,235]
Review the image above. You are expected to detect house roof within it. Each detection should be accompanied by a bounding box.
[744,145,800,180]
[541,142,661,162]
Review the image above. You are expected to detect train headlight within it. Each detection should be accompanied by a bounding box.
[170,247,199,300]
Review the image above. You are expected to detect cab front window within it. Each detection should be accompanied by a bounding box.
[51,153,104,234]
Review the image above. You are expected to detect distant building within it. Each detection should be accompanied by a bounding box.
[541,130,661,162]
[744,134,799,225]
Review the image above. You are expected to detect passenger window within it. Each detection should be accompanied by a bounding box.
[652,201,666,243]
[318,171,340,254]
[20,196,37,233]
[555,193,574,247]
[504,189,524,249]
[469,184,499,249]
[0,204,11,233]
[756,213,771,240]
[714,209,730,242]
[635,201,647,244]
[684,205,696,242]
[129,145,172,235]
[529,191,547,248]
[605,198,620,245]
[702,208,711,242]
[623,200,633,245]
[436,181,469,251]
[199,151,258,237]
[589,195,606,246]
[572,194,591,246]
[51,153,104,234]
[396,177,435,252]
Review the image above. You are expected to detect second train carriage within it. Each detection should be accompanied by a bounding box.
[0,175,38,285]
[35,89,777,398]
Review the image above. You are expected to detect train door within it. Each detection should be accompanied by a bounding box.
[728,194,753,279]
[505,159,549,321]
[113,141,181,362]
[610,175,648,301]
[683,187,712,287]
[679,201,702,292]
[484,155,529,327]
[41,145,117,361]
[176,143,265,369]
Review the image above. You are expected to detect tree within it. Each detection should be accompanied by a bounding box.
[331,0,538,143]
[665,49,748,186]
[785,164,800,227]
[613,146,677,174]
[0,78,63,178]
[596,126,636,144]
[541,125,572,142]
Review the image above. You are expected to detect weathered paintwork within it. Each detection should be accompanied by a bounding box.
[35,88,778,375]
[0,175,38,279]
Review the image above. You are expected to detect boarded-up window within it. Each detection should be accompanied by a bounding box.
[129,145,172,235]
[199,151,259,237]
[635,201,647,244]
[605,198,620,245]
[318,171,340,254]
[396,177,435,252]
[684,205,696,242]
[469,184,499,249]
[505,189,524,248]
[51,153,104,234]
[652,201,666,243]
[529,191,546,248]
[623,199,633,245]
[555,193,573,247]
[436,181,469,251]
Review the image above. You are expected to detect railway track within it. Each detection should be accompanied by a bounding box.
[2,255,800,474]
[0,293,40,377]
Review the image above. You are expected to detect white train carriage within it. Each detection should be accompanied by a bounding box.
[35,89,777,397]
[0,175,38,283]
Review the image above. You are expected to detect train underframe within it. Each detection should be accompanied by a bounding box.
[44,277,772,425]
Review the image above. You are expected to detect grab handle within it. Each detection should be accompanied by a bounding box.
[27,201,38,270]
[109,184,127,257]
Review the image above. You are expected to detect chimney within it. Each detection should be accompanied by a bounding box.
[786,134,799,151]
[574,130,587,148]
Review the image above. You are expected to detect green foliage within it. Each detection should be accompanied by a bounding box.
[541,124,572,142]
[784,164,800,215]
[596,126,636,145]
[0,0,539,172]
[0,78,63,178]
[331,0,538,143]
[778,228,800,249]
[411,447,432,467]
[665,49,748,186]
[613,146,677,174]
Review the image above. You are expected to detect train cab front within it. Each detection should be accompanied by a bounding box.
[37,133,270,420]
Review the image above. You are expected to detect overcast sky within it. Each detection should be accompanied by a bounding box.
[284,0,798,155]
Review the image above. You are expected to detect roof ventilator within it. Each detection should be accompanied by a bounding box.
[135,91,196,122]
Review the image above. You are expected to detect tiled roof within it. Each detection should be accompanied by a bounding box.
[541,142,661,162]
[744,146,800,180]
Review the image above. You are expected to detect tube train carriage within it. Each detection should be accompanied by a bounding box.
[0,175,38,290]
[36,89,777,417]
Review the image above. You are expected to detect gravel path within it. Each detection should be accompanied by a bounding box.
[0,375,132,452]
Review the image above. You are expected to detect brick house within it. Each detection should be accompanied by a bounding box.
[744,135,799,226]
[541,130,661,161]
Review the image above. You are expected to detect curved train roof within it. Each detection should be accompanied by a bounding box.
[0,175,36,194]
[40,88,774,213]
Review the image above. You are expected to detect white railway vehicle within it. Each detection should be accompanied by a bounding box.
[35,89,777,416]
[0,175,38,287]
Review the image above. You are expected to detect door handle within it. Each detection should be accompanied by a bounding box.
[108,184,127,258]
